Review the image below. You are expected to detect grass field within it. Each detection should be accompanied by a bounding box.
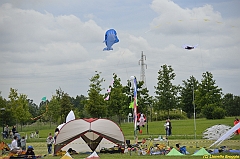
[1,117,240,158]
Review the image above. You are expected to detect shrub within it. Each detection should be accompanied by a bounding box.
[158,113,188,120]
[202,104,215,119]
[202,104,225,119]
[212,107,225,119]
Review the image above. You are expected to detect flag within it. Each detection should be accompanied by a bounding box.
[129,100,138,108]
[133,78,137,99]
[133,76,138,136]
[42,96,46,102]
[129,101,134,108]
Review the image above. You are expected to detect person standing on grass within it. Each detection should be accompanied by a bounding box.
[12,125,17,135]
[168,119,172,136]
[4,125,9,139]
[20,136,27,151]
[46,133,54,154]
[164,119,169,139]
[234,118,240,135]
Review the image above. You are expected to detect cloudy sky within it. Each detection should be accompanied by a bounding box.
[0,0,240,104]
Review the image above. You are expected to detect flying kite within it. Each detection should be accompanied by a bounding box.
[103,29,119,51]
[182,44,198,50]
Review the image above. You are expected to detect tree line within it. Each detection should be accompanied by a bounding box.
[1,64,240,127]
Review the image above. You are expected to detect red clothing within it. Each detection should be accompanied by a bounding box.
[234,119,240,134]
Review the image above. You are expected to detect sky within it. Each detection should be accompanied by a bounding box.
[0,0,240,105]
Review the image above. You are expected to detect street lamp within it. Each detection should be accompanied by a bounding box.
[192,79,197,143]
[144,101,149,135]
[1,108,6,139]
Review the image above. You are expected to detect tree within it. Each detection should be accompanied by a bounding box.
[222,94,240,117]
[60,93,74,122]
[17,94,32,127]
[195,72,222,108]
[121,80,134,120]
[202,103,225,119]
[135,81,151,114]
[122,78,152,122]
[0,92,14,126]
[47,95,61,124]
[195,71,223,119]
[105,73,128,124]
[8,88,31,129]
[232,95,240,116]
[28,99,39,122]
[71,95,88,118]
[85,71,106,118]
[54,88,73,123]
[180,76,198,118]
[222,93,234,116]
[154,64,179,117]
[8,88,18,122]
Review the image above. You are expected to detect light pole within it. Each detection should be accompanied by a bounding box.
[1,108,6,139]
[151,105,152,122]
[192,80,197,142]
[144,101,149,135]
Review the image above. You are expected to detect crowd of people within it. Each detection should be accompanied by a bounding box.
[3,125,16,139]
[7,126,58,157]
[4,117,239,156]
[10,137,36,159]
[5,124,60,156]
[3,125,40,140]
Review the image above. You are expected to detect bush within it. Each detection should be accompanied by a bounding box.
[212,107,225,119]
[202,104,225,119]
[158,113,188,121]
[202,104,215,119]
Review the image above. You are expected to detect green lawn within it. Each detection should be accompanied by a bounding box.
[1,117,240,159]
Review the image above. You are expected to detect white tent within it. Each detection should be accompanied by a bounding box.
[66,110,75,123]
[57,110,76,130]
[60,152,73,159]
[209,122,240,148]
[54,118,125,154]
[86,151,100,159]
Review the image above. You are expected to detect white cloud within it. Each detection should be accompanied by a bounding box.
[0,0,240,104]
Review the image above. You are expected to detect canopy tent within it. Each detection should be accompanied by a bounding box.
[85,151,100,159]
[166,148,184,156]
[60,152,73,159]
[209,122,240,148]
[192,148,210,156]
[54,118,125,154]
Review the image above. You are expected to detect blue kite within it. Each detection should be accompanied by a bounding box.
[103,29,119,51]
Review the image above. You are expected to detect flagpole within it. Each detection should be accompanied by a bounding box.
[130,76,138,141]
